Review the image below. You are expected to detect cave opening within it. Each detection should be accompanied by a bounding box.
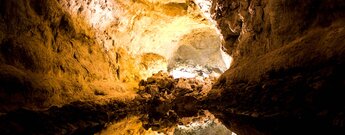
[167,28,231,79]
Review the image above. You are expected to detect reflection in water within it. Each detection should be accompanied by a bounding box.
[97,110,235,135]
[174,117,234,135]
[96,116,161,135]
[97,72,234,135]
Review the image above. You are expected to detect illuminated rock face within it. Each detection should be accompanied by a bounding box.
[169,28,229,73]
[209,0,345,129]
[0,0,135,111]
[56,0,230,78]
[0,0,229,111]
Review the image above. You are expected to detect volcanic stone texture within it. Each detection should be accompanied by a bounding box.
[0,0,137,112]
[209,0,345,129]
[0,0,226,112]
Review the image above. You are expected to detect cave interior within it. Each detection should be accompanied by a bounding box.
[0,0,344,134]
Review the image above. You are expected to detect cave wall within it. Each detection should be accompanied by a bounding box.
[0,0,137,111]
[0,0,229,111]
[210,0,345,124]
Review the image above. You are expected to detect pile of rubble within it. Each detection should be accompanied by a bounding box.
[137,71,217,101]
[134,71,219,134]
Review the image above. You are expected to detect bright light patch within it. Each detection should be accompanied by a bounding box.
[87,1,115,30]
[177,118,213,129]
[59,0,120,31]
[169,64,212,79]
[193,0,230,69]
[221,48,232,69]
[170,70,197,79]
[194,0,212,19]
[175,118,236,135]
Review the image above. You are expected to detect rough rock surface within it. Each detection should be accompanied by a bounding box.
[2,0,344,134]
[209,0,345,131]
[0,0,142,112]
[169,28,229,73]
[0,0,228,112]
[136,71,218,133]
